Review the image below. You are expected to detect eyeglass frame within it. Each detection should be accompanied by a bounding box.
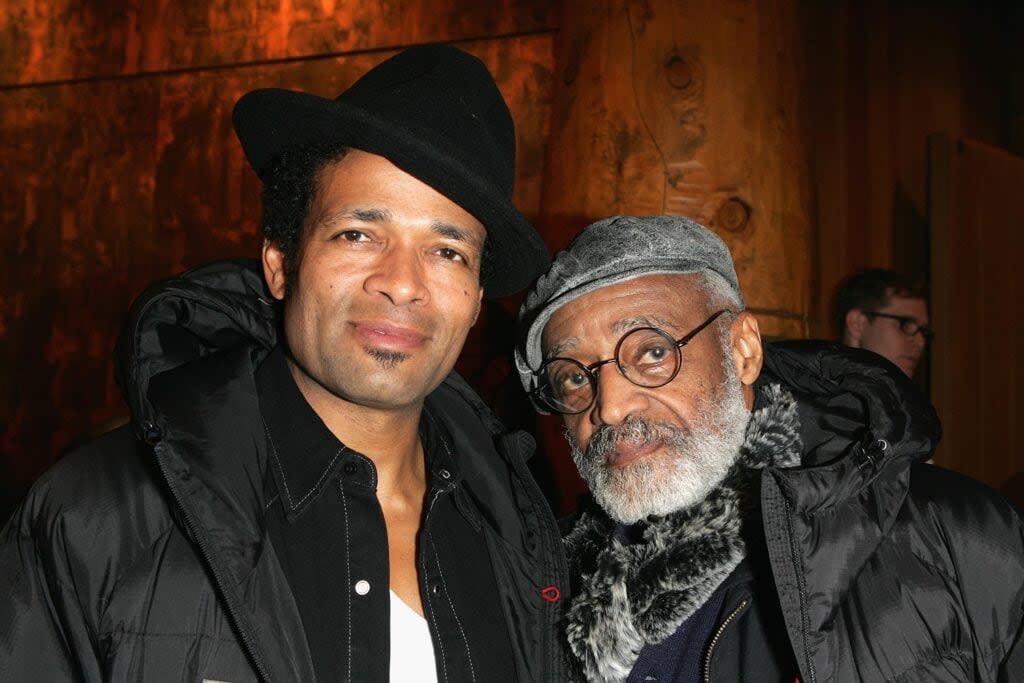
[861,310,934,340]
[529,309,732,415]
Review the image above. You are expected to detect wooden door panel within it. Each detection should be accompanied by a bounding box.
[930,135,1023,503]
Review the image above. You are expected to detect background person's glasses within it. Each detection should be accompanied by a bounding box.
[863,311,934,340]
[530,309,731,415]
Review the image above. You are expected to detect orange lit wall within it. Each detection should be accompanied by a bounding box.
[0,1,559,518]
[2,1,1020,519]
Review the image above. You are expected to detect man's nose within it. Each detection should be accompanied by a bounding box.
[591,365,649,427]
[364,246,429,306]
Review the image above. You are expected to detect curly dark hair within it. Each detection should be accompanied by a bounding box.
[834,268,928,338]
[260,139,351,293]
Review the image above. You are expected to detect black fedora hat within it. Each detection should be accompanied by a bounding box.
[232,43,550,299]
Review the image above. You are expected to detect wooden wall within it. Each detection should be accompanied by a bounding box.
[800,0,1022,500]
[2,0,1021,518]
[533,0,815,513]
[930,136,1024,505]
[802,0,1020,337]
[0,1,559,518]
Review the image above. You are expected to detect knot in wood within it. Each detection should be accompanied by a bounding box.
[716,198,751,233]
[665,54,694,90]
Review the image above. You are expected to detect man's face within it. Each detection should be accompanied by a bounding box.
[542,274,753,523]
[264,149,485,413]
[847,294,929,377]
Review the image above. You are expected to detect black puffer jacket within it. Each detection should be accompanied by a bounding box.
[756,341,1024,682]
[562,341,1024,682]
[0,260,569,681]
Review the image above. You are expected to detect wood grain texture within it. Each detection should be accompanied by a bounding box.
[930,137,1024,503]
[0,78,163,482]
[540,0,813,339]
[535,0,814,513]
[0,34,555,515]
[802,0,1018,338]
[1,0,557,85]
[4,0,1020,522]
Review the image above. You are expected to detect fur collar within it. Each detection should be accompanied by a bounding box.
[563,384,803,682]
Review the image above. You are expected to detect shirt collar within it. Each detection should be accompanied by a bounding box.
[257,345,463,520]
[257,345,354,520]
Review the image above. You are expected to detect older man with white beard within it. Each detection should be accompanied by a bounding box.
[516,216,1024,683]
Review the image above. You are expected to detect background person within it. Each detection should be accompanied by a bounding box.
[835,267,931,377]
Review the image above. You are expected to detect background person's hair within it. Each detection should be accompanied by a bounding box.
[833,268,928,338]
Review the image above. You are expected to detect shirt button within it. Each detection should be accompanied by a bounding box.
[438,469,451,480]
[354,580,371,596]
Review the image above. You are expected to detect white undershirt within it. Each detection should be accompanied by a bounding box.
[389,590,438,683]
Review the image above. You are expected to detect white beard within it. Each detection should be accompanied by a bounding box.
[569,358,751,524]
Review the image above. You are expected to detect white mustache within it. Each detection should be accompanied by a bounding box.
[584,417,686,463]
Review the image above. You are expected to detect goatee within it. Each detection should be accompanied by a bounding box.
[366,348,410,370]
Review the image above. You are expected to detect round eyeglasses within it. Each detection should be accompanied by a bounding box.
[530,309,731,415]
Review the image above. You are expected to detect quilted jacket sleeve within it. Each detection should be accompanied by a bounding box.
[0,490,102,680]
[988,500,1024,683]
[1000,625,1024,683]
[919,465,1024,682]
[958,493,1024,681]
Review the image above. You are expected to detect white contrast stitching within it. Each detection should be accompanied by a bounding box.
[339,479,353,683]
[423,489,450,682]
[429,512,475,681]
[263,417,347,511]
[292,447,346,509]
[262,421,295,508]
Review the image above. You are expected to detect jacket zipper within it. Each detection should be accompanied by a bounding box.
[701,598,749,682]
[783,496,816,683]
[156,447,271,682]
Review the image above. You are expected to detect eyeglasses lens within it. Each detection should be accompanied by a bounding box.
[617,328,680,387]
[540,359,593,414]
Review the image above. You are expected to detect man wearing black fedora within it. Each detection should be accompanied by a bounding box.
[0,45,568,681]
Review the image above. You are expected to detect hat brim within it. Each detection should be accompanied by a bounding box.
[233,88,549,299]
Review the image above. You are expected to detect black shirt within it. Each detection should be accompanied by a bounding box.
[256,346,516,682]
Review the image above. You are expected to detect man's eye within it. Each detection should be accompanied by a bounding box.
[438,247,465,262]
[639,344,670,363]
[555,370,589,391]
[567,371,589,389]
[338,230,368,242]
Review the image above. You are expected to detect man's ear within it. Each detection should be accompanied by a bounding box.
[262,240,288,301]
[472,286,484,325]
[730,312,763,402]
[844,309,866,346]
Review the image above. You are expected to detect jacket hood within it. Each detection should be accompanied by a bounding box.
[758,340,940,514]
[761,340,940,465]
[114,259,278,433]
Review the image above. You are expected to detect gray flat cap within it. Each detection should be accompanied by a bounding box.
[515,215,743,396]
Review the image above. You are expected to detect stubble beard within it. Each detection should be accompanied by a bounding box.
[365,347,411,370]
[568,351,751,524]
